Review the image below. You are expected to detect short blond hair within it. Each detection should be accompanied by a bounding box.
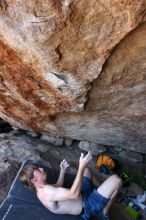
[19,164,39,189]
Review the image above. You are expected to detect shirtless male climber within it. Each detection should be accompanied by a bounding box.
[20,152,122,220]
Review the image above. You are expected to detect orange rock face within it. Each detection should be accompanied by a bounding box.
[0,0,146,151]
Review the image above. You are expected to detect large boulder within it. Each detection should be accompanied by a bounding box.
[0,0,146,152]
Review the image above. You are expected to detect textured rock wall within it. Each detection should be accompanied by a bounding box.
[0,0,146,152]
[54,22,146,153]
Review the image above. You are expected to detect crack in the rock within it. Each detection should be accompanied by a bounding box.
[55,44,63,62]
[0,75,3,82]
[50,71,68,84]
[0,74,10,91]
[30,19,52,24]
[0,0,8,11]
[141,8,146,21]
[1,64,43,90]
[18,74,43,90]
[64,1,75,26]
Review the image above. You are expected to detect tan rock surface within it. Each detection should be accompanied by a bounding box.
[54,22,146,153]
[0,0,146,151]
